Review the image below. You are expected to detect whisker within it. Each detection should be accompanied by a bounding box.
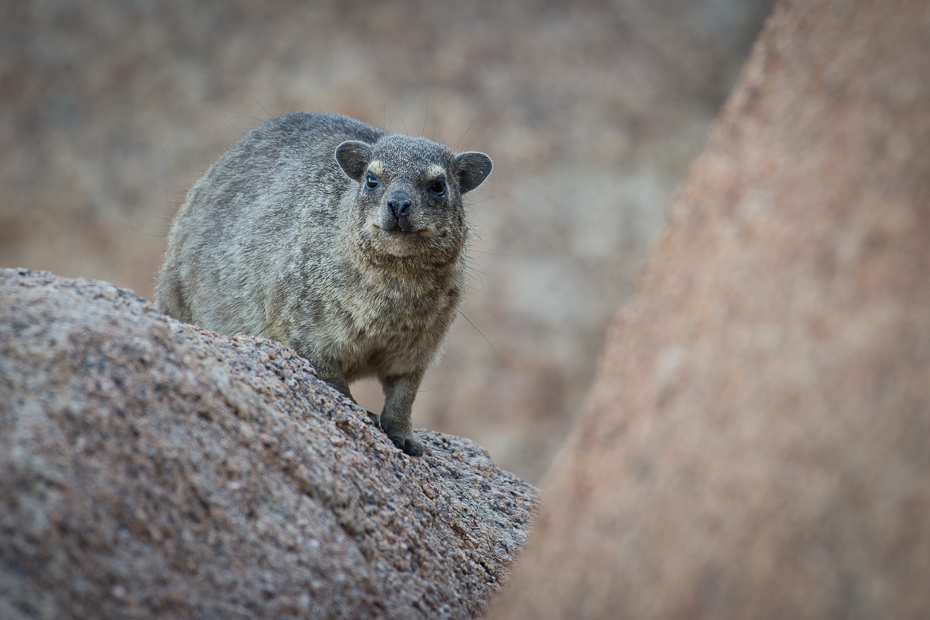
[459,312,494,351]
[453,120,476,151]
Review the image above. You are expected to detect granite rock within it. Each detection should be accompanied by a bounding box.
[489,0,930,618]
[0,268,537,620]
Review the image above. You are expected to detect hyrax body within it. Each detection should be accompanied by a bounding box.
[155,113,492,456]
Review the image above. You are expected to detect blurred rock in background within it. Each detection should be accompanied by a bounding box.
[0,0,773,481]
[489,0,930,616]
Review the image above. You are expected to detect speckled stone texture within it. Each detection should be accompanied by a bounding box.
[489,1,930,619]
[0,268,537,620]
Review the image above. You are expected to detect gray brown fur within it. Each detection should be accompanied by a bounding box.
[155,113,492,456]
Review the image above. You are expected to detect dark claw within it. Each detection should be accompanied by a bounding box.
[404,439,424,457]
[391,435,424,457]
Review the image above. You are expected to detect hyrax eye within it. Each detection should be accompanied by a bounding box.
[428,179,446,195]
[365,175,380,190]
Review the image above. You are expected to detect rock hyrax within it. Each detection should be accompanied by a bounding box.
[155,113,492,456]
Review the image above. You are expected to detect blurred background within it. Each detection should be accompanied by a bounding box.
[0,0,773,482]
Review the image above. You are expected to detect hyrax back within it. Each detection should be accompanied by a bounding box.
[155,113,492,455]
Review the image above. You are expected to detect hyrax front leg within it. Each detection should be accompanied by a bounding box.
[314,363,380,425]
[314,364,352,400]
[379,374,425,457]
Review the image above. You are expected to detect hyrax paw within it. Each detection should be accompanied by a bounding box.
[390,434,425,457]
[379,416,424,456]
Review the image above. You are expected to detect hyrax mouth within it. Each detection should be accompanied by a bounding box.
[376,216,423,234]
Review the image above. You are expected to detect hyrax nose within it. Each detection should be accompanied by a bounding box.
[387,191,412,218]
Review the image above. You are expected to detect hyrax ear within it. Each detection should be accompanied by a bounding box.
[335,141,373,182]
[453,152,493,193]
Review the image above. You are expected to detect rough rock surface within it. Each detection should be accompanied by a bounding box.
[490,1,930,618]
[0,268,537,620]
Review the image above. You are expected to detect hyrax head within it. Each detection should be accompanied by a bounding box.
[335,134,492,264]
